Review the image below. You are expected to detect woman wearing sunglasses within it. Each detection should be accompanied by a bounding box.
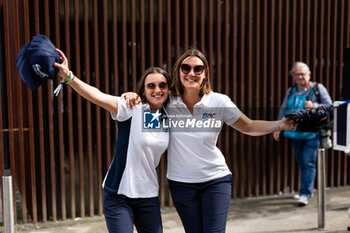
[54,49,170,233]
[163,48,294,232]
[123,48,295,233]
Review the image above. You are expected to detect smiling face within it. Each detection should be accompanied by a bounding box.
[143,73,169,111]
[293,66,311,89]
[180,56,206,93]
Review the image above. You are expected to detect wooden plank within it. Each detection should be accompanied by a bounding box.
[149,0,154,66]
[13,0,27,223]
[21,0,40,223]
[223,0,230,197]
[191,0,197,48]
[53,0,66,220]
[254,0,262,197]
[31,0,48,222]
[83,0,94,217]
[166,0,172,74]
[200,0,205,52]
[131,0,137,89]
[0,0,6,223]
[175,0,180,58]
[275,0,283,195]
[246,0,253,197]
[92,0,103,215]
[64,0,76,219]
[121,0,128,91]
[157,0,163,67]
[43,0,55,223]
[73,0,85,218]
[208,0,213,86]
[140,0,145,73]
[231,0,238,199]
[102,0,112,172]
[183,0,188,50]
[238,0,246,197]
[3,0,18,222]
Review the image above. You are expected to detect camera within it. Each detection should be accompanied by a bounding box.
[285,105,333,149]
[285,106,329,132]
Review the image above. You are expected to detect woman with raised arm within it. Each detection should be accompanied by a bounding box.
[54,48,170,233]
[124,48,295,233]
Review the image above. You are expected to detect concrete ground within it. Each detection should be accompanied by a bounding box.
[10,187,350,233]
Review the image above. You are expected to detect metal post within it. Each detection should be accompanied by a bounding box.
[3,176,15,233]
[317,148,326,230]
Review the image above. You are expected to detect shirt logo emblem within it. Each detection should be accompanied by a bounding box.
[202,112,216,119]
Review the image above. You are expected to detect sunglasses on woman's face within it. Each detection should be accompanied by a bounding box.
[146,82,168,90]
[180,64,205,75]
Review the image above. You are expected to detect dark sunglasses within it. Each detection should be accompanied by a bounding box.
[180,64,205,75]
[146,82,168,90]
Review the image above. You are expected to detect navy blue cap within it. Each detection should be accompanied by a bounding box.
[16,34,61,90]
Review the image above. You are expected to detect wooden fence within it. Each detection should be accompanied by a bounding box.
[0,0,349,225]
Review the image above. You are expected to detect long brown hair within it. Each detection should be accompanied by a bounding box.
[170,48,212,96]
[137,67,171,107]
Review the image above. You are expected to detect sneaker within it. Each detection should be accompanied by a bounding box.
[298,195,309,206]
[293,194,300,199]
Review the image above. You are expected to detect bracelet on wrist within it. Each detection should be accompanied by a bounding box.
[64,71,75,84]
[54,71,75,96]
[275,120,281,131]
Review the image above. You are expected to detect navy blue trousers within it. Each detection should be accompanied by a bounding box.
[103,189,162,233]
[169,174,232,233]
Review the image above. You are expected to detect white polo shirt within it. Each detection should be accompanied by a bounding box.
[166,91,242,183]
[102,97,169,198]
